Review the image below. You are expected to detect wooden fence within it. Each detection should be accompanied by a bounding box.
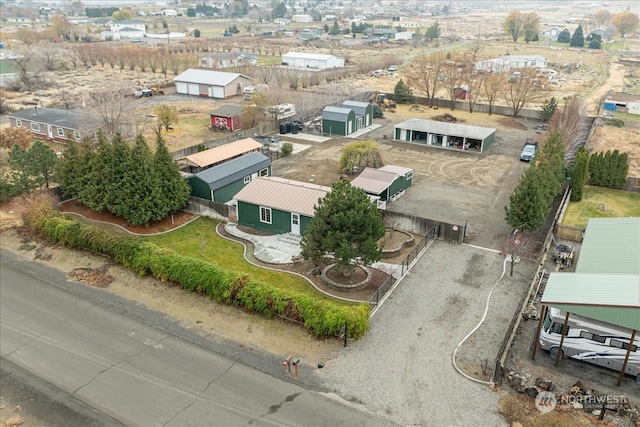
[183,197,230,221]
[382,209,466,243]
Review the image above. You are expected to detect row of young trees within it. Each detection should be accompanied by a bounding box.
[405,51,544,116]
[505,131,567,232]
[56,134,190,226]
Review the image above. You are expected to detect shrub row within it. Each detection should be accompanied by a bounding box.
[27,213,371,338]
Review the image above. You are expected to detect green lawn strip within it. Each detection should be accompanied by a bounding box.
[562,186,640,228]
[145,217,353,305]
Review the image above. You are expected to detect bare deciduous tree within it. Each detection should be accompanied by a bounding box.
[406,51,446,107]
[548,96,587,165]
[14,28,42,48]
[482,70,507,115]
[89,88,130,139]
[501,233,540,277]
[502,69,543,117]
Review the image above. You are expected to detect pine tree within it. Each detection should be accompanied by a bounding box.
[393,78,414,104]
[557,29,571,43]
[505,167,549,231]
[27,140,58,190]
[570,25,585,47]
[301,180,385,276]
[122,135,157,225]
[569,148,589,201]
[8,144,37,194]
[153,136,191,217]
[539,97,558,122]
[614,152,629,189]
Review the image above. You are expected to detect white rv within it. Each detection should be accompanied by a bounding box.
[265,103,296,120]
[539,307,640,383]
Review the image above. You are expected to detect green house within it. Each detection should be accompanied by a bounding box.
[350,165,413,202]
[342,100,374,130]
[233,176,331,235]
[322,106,357,136]
[188,152,271,203]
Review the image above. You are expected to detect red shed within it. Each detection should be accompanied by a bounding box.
[209,105,245,131]
[452,84,471,101]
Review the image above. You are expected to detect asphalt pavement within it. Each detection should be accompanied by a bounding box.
[0,249,397,426]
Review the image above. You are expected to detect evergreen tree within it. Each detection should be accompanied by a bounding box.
[505,167,549,231]
[589,152,604,186]
[614,152,629,189]
[329,20,341,35]
[393,79,414,104]
[534,131,566,200]
[27,140,58,190]
[539,97,558,122]
[56,141,82,198]
[301,180,385,277]
[569,148,589,201]
[102,133,132,218]
[122,135,158,225]
[570,25,585,47]
[153,136,191,216]
[8,144,37,194]
[557,29,571,43]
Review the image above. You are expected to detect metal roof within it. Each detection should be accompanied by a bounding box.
[283,52,336,61]
[541,273,640,330]
[322,106,352,122]
[178,138,262,168]
[234,176,330,217]
[395,118,496,140]
[193,152,271,190]
[209,105,246,118]
[350,167,397,195]
[341,100,370,116]
[8,107,102,131]
[577,217,640,274]
[174,69,252,86]
[378,165,413,176]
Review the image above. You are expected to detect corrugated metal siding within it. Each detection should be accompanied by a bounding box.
[180,138,263,168]
[322,119,346,136]
[577,218,640,274]
[546,305,640,331]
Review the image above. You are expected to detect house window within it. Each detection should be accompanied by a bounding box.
[74,131,81,140]
[15,119,22,127]
[57,128,65,137]
[259,168,268,177]
[406,171,413,180]
[260,206,272,224]
[244,176,251,184]
[31,123,41,132]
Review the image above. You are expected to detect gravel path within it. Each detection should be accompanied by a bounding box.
[315,241,535,426]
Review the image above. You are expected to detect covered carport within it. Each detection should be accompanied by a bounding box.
[532,218,640,386]
[393,118,496,153]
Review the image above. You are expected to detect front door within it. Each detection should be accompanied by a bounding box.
[291,213,300,234]
[47,125,53,139]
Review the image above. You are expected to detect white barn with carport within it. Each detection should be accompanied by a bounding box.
[174,69,254,99]
[394,118,496,153]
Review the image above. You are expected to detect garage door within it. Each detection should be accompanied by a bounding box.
[176,82,188,94]
[211,86,224,99]
[187,83,199,95]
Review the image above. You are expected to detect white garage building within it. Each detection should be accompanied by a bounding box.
[174,69,254,99]
[282,52,344,70]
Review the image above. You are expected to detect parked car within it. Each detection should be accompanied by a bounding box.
[387,65,399,72]
[134,87,153,98]
[520,141,538,162]
[131,38,143,43]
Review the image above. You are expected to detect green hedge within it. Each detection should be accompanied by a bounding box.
[28,214,371,338]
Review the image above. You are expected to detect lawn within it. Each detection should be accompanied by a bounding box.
[561,186,640,228]
[145,217,350,304]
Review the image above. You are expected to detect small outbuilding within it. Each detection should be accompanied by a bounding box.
[187,152,271,203]
[350,165,413,203]
[178,138,262,173]
[282,52,344,70]
[322,106,356,136]
[394,118,496,153]
[209,105,245,131]
[234,176,330,235]
[341,100,373,129]
[174,69,253,99]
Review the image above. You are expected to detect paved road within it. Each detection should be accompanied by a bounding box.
[0,250,394,427]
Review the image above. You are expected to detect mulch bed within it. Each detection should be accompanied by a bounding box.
[59,200,197,234]
[58,201,390,303]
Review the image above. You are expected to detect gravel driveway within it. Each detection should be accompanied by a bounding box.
[315,241,535,426]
